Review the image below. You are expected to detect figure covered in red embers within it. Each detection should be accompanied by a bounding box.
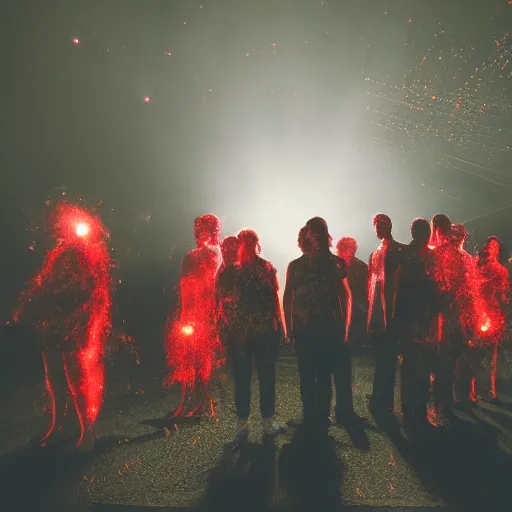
[431,223,476,422]
[14,202,112,452]
[165,214,222,419]
[470,237,510,400]
[429,213,452,250]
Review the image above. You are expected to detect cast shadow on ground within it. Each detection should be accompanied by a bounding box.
[374,403,512,512]
[0,435,126,512]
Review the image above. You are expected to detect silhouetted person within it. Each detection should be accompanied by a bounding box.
[429,213,452,250]
[284,218,352,431]
[232,229,285,442]
[395,218,438,428]
[165,214,222,419]
[431,223,476,424]
[216,236,240,354]
[459,237,509,403]
[368,214,406,415]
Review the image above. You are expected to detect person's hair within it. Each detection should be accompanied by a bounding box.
[431,213,451,237]
[193,214,220,243]
[237,229,261,256]
[450,223,467,247]
[220,235,239,258]
[298,226,313,255]
[411,218,431,243]
[373,213,392,231]
[482,236,508,266]
[336,237,358,255]
[305,217,332,250]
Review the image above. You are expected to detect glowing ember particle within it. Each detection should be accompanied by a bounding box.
[143,96,151,104]
[408,19,412,23]
[165,51,172,57]
[72,38,80,45]
[355,488,363,496]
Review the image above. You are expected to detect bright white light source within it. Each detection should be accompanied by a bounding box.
[76,223,90,237]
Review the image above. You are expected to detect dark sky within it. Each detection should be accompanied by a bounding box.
[1,0,511,312]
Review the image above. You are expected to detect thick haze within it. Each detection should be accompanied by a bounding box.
[1,0,511,310]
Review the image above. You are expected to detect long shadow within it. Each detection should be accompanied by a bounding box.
[202,439,277,512]
[278,427,345,512]
[404,417,512,512]
[0,436,125,512]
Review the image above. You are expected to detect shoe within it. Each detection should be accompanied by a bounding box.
[262,418,287,437]
[233,419,249,445]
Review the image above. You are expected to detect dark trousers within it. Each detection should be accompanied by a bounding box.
[295,325,348,425]
[371,329,399,412]
[332,343,354,421]
[230,332,277,421]
[401,342,438,420]
[456,344,495,401]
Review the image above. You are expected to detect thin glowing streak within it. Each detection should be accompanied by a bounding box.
[462,202,512,224]
[491,345,498,399]
[41,353,57,442]
[444,155,512,178]
[444,163,512,190]
[62,354,85,447]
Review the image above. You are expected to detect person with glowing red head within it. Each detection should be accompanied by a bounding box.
[165,214,222,420]
[367,213,406,417]
[461,236,510,402]
[284,218,354,430]
[14,202,112,452]
[231,228,285,442]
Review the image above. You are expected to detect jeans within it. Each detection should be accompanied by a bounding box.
[230,330,278,420]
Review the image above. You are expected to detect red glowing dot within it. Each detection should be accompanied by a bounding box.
[181,325,194,336]
[72,38,80,45]
[408,19,412,23]
[143,96,151,104]
[76,223,90,237]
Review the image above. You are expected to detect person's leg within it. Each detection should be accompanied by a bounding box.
[62,351,95,451]
[40,351,68,444]
[490,344,499,399]
[231,348,252,422]
[254,336,276,420]
[315,346,334,427]
[400,341,416,422]
[295,337,317,422]
[371,330,398,412]
[334,342,355,423]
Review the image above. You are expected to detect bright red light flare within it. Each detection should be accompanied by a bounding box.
[72,38,80,45]
[181,324,194,336]
[76,222,90,237]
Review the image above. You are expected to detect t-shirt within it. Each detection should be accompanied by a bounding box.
[288,250,347,332]
[215,263,240,330]
[237,256,278,334]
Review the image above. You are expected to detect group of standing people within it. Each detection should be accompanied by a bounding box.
[14,202,510,452]
[166,211,510,442]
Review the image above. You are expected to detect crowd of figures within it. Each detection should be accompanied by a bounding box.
[13,203,510,452]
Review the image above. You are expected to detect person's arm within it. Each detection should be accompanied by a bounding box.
[341,277,352,343]
[283,264,294,339]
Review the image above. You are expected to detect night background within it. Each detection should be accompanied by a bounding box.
[1,1,512,510]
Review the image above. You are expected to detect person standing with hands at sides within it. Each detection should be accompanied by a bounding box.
[284,218,353,433]
[232,229,286,443]
[367,214,406,419]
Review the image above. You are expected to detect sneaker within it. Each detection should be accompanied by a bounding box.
[233,419,249,445]
[262,418,287,437]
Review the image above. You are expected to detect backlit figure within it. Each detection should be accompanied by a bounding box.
[165,214,222,419]
[14,202,112,451]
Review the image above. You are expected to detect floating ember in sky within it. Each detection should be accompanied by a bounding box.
[143,96,151,104]
[72,38,80,45]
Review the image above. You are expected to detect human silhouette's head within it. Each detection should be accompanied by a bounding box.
[480,236,507,265]
[194,214,220,247]
[220,236,240,265]
[237,229,261,263]
[430,213,451,246]
[450,224,467,249]
[336,237,358,265]
[298,226,313,255]
[373,214,392,240]
[410,218,431,247]
[305,217,332,252]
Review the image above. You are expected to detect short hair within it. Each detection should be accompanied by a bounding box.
[237,229,260,252]
[431,214,451,237]
[450,223,467,246]
[305,217,332,249]
[220,235,239,251]
[336,237,358,255]
[193,214,220,240]
[411,218,431,242]
[373,213,392,231]
[484,236,508,265]
[298,226,313,254]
